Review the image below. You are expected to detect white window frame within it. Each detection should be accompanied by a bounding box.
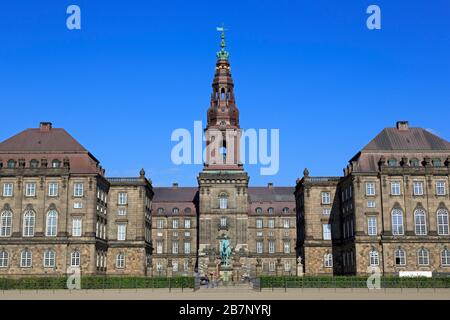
[413,181,424,196]
[369,251,379,266]
[436,181,446,196]
[391,181,401,196]
[283,241,290,254]
[367,200,376,208]
[219,196,228,209]
[172,219,179,229]
[283,219,290,229]
[23,210,35,237]
[118,192,128,205]
[391,209,404,235]
[72,218,82,237]
[25,183,36,197]
[324,253,333,268]
[157,219,164,229]
[268,219,275,229]
[172,241,179,254]
[3,183,13,197]
[0,211,12,237]
[322,224,332,240]
[184,219,191,229]
[117,224,126,241]
[437,209,449,236]
[414,209,427,235]
[71,251,81,267]
[74,183,84,197]
[418,249,430,266]
[48,183,59,197]
[256,219,263,229]
[395,249,406,266]
[0,251,9,268]
[268,240,275,254]
[46,210,58,237]
[256,241,263,254]
[441,250,450,266]
[184,241,191,254]
[365,182,375,196]
[44,250,55,268]
[322,208,331,215]
[367,216,377,236]
[156,241,163,254]
[20,250,32,268]
[321,192,331,204]
[116,253,125,268]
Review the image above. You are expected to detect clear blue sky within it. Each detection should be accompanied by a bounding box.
[0,1,449,187]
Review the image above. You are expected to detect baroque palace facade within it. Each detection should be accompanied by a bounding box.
[1,35,450,278]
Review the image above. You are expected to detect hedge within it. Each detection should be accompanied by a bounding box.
[259,276,450,288]
[0,276,195,290]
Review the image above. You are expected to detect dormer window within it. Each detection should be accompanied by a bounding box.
[282,207,289,214]
[433,158,442,167]
[30,159,39,168]
[410,158,420,167]
[172,208,179,214]
[255,207,262,214]
[7,160,15,169]
[268,207,274,214]
[388,158,397,167]
[157,208,164,214]
[52,159,61,168]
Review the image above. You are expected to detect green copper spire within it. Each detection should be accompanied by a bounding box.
[216,24,229,60]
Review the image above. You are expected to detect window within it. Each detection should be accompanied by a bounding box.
[365,182,375,196]
[369,251,379,266]
[184,241,191,254]
[29,159,39,168]
[414,209,427,235]
[410,158,420,167]
[74,202,83,209]
[44,250,55,268]
[72,218,82,237]
[391,182,401,195]
[172,241,179,254]
[219,195,228,209]
[268,219,275,229]
[74,183,84,197]
[268,240,275,254]
[437,209,449,235]
[71,251,80,267]
[172,219,179,229]
[157,208,164,214]
[156,241,163,254]
[322,208,331,215]
[0,251,9,268]
[255,207,262,214]
[52,159,61,168]
[269,261,275,272]
[46,210,58,236]
[7,160,15,168]
[256,241,263,254]
[441,249,450,266]
[367,200,376,208]
[283,219,290,228]
[324,254,333,268]
[156,262,163,272]
[418,249,429,266]
[23,210,35,237]
[436,181,446,196]
[388,158,397,167]
[267,207,274,214]
[283,241,290,253]
[172,261,178,272]
[184,219,191,229]
[25,183,36,197]
[117,208,126,216]
[391,209,404,235]
[284,261,291,272]
[117,224,126,240]
[3,183,13,197]
[157,219,164,229]
[0,210,12,237]
[395,249,406,266]
[282,207,289,214]
[367,217,377,236]
[433,158,442,167]
[256,219,263,229]
[413,181,424,196]
[322,224,332,240]
[321,192,331,204]
[118,192,128,205]
[172,207,179,214]
[116,253,125,268]
[21,250,32,267]
[48,183,59,197]
[220,217,227,227]
[184,231,190,237]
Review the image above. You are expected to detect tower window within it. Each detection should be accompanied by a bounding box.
[219,195,228,209]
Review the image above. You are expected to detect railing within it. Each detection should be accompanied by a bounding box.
[306,177,341,183]
[107,177,142,183]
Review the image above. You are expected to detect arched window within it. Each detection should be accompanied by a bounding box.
[395,249,406,266]
[414,209,427,235]
[0,250,9,268]
[388,158,397,167]
[324,253,333,268]
[23,210,35,237]
[46,210,58,236]
[116,253,125,268]
[369,250,379,266]
[433,158,442,167]
[219,194,228,209]
[441,249,450,266]
[255,207,262,214]
[43,250,55,268]
[20,250,32,267]
[410,158,420,167]
[0,211,12,237]
[157,208,164,214]
[418,248,429,266]
[51,159,61,168]
[7,160,16,168]
[184,207,191,214]
[282,207,289,214]
[437,209,449,235]
[172,208,179,214]
[391,209,404,235]
[29,159,39,168]
[268,207,274,214]
[71,251,80,267]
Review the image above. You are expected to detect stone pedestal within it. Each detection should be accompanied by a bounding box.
[297,264,304,277]
[232,263,241,282]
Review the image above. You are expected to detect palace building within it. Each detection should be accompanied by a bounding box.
[0,32,449,278]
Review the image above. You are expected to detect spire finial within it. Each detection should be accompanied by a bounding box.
[216,24,229,60]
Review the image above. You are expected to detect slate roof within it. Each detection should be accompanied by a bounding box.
[153,187,199,202]
[248,187,295,202]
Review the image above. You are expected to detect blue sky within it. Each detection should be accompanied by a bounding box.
[0,1,449,187]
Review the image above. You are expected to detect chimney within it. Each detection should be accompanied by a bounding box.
[396,121,409,131]
[39,122,52,132]
[267,182,273,189]
[172,182,179,189]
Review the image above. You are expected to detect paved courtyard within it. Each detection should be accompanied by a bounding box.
[1,288,450,300]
